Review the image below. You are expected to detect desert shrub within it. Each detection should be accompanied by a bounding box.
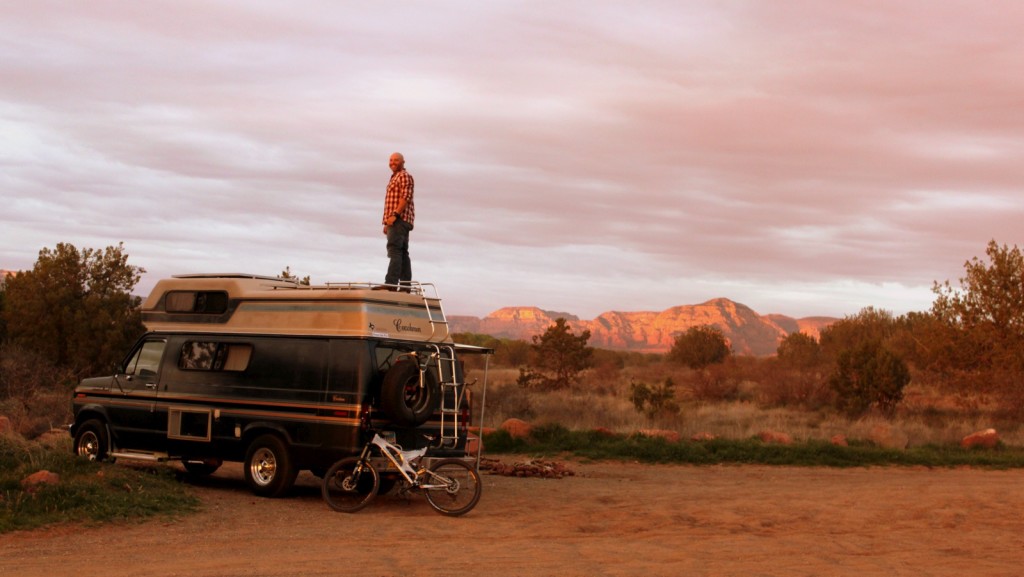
[888,311,956,373]
[686,363,741,403]
[757,361,832,409]
[830,341,911,416]
[668,325,731,369]
[777,332,823,368]
[629,378,681,419]
[819,308,898,363]
[0,345,76,437]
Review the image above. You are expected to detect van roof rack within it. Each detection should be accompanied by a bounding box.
[172,273,301,284]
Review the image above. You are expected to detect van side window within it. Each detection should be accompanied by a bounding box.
[179,341,253,372]
[165,291,229,314]
[125,341,166,378]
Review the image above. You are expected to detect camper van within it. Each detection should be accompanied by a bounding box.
[70,274,490,497]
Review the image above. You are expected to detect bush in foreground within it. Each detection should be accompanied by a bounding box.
[0,435,199,533]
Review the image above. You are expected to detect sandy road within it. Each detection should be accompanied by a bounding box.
[3,458,1023,577]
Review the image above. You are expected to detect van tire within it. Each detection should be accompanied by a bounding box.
[380,361,439,427]
[73,419,110,462]
[244,434,297,498]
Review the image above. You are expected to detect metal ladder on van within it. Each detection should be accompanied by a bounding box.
[409,283,447,343]
[427,343,463,448]
[418,287,461,446]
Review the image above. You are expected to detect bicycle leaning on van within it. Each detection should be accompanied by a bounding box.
[321,429,482,516]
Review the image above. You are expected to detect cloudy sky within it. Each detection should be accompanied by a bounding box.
[2,1,1022,320]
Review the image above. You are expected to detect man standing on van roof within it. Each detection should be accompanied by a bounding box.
[382,152,415,289]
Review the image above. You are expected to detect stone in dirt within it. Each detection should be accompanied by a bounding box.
[500,418,533,439]
[21,470,60,494]
[961,428,999,449]
[479,457,575,479]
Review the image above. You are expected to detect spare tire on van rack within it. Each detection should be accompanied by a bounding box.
[380,360,439,427]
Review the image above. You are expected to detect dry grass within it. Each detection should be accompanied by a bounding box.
[471,365,1024,448]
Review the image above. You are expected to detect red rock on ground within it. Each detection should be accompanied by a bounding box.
[758,430,793,445]
[479,458,575,479]
[21,470,60,494]
[961,428,999,449]
[500,418,533,439]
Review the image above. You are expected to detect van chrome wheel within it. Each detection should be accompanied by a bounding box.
[73,419,109,462]
[76,430,101,460]
[243,434,297,498]
[249,447,278,486]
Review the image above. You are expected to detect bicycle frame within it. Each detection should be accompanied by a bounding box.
[369,432,454,490]
[323,429,482,516]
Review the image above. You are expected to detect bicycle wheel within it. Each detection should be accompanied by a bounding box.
[322,457,380,513]
[422,459,482,517]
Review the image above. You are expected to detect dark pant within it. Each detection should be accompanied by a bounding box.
[385,219,412,286]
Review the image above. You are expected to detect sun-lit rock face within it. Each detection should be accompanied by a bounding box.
[450,298,836,356]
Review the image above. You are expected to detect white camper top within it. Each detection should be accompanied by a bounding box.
[141,273,452,343]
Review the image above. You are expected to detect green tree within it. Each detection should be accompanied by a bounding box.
[932,240,1024,372]
[517,318,593,390]
[818,307,897,361]
[668,325,731,369]
[1,243,145,377]
[887,311,955,373]
[776,332,822,369]
[829,340,910,416]
[931,240,1024,413]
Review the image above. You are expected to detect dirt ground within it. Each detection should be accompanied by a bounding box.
[2,457,1023,577]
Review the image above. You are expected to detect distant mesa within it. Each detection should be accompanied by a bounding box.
[449,298,836,356]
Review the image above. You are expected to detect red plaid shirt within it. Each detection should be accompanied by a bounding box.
[383,168,415,231]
